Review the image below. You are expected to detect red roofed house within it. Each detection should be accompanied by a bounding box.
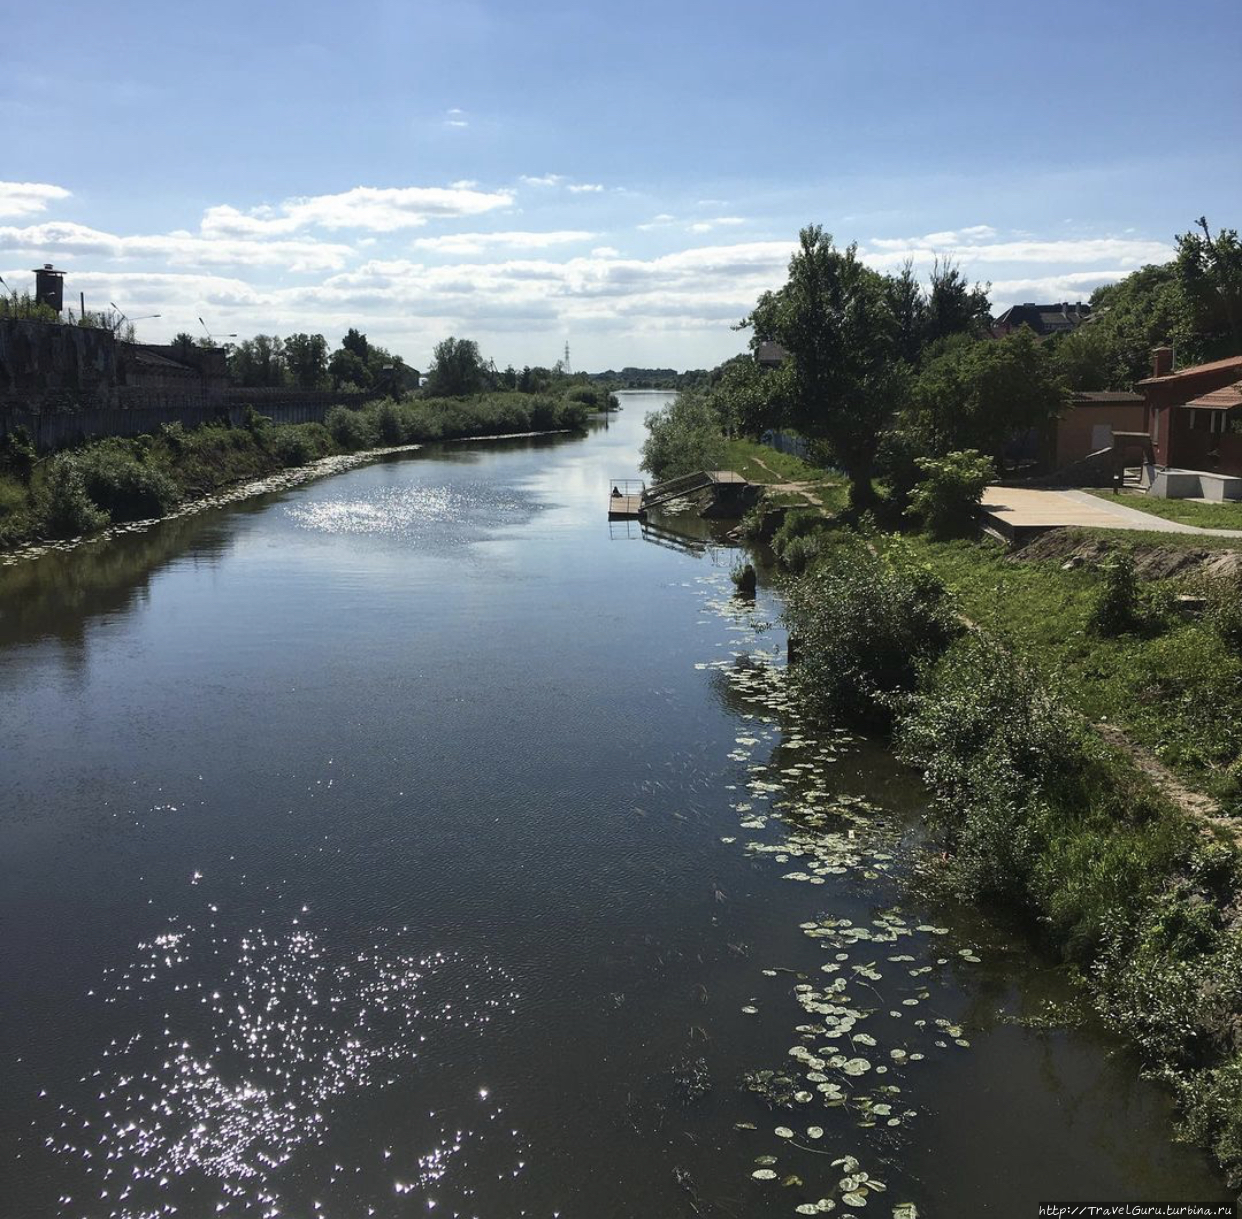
[1140,348,1242,498]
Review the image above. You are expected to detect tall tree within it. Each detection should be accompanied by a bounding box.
[925,257,992,347]
[284,332,329,389]
[1176,217,1242,354]
[228,335,287,387]
[747,226,904,507]
[425,337,489,397]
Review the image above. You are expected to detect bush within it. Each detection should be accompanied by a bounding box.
[375,400,405,445]
[0,426,37,485]
[783,536,960,725]
[325,405,378,450]
[76,442,179,521]
[640,391,726,481]
[906,449,994,539]
[267,423,330,467]
[1089,553,1140,635]
[35,455,109,538]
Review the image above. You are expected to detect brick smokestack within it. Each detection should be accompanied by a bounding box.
[1151,347,1174,378]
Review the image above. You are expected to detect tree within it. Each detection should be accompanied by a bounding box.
[925,257,992,347]
[329,347,371,391]
[1176,217,1242,354]
[906,328,1067,461]
[704,354,782,438]
[639,390,727,481]
[341,328,370,361]
[885,260,930,366]
[228,335,287,387]
[747,226,904,507]
[284,332,329,389]
[424,337,489,397]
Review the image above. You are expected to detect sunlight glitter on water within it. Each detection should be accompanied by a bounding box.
[285,485,528,538]
[44,922,520,1217]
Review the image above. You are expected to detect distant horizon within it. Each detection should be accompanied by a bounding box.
[4,0,1238,372]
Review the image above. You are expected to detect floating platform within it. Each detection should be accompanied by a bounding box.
[608,494,644,520]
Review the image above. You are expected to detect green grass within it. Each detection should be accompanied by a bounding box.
[721,437,831,485]
[1087,489,1242,531]
[904,534,1242,808]
[1061,526,1242,552]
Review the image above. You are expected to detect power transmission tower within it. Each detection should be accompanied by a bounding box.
[563,340,572,375]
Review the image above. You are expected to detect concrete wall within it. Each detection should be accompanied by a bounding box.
[0,318,118,411]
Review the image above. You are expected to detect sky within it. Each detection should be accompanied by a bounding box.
[2,0,1240,372]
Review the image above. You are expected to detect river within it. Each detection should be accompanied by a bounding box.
[0,393,1227,1218]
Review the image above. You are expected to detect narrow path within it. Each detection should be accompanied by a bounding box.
[749,455,834,509]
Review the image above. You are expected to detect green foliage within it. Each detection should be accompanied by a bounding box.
[783,536,961,725]
[1088,553,1141,636]
[266,423,332,467]
[702,355,782,438]
[1175,217,1242,354]
[0,426,37,485]
[907,328,1068,458]
[375,400,405,445]
[283,332,329,389]
[35,455,109,538]
[639,390,727,481]
[0,291,61,324]
[424,337,490,398]
[1206,575,1242,654]
[906,449,994,539]
[75,440,180,521]
[228,335,288,387]
[325,405,378,449]
[747,226,906,507]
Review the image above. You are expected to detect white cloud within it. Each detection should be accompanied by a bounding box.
[591,246,620,258]
[987,270,1131,309]
[520,174,564,187]
[444,107,469,128]
[410,230,596,255]
[0,220,354,272]
[199,185,514,237]
[0,181,71,220]
[863,229,1172,268]
[687,216,746,233]
[567,183,604,193]
[637,213,677,231]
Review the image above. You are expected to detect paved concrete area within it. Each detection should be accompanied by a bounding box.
[982,486,1242,538]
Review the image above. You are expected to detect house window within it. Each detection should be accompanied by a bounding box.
[1228,410,1242,436]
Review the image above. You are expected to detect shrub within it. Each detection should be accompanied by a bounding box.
[267,423,329,467]
[35,455,109,538]
[325,405,378,450]
[76,443,179,521]
[783,536,960,725]
[1089,553,1140,635]
[0,425,37,485]
[375,400,405,445]
[640,391,727,481]
[906,449,994,539]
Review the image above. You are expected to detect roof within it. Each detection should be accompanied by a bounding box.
[1137,354,1242,386]
[1072,391,1144,404]
[993,302,1091,336]
[755,340,789,365]
[1182,382,1242,411]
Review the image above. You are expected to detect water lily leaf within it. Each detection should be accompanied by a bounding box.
[892,1204,918,1218]
[735,1122,758,1131]
[807,1125,824,1139]
[753,1168,778,1180]
[782,1174,804,1187]
[756,1155,778,1165]
[842,1190,868,1207]
[832,1156,860,1173]
[775,1126,794,1138]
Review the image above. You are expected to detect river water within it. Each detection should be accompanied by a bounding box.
[1,393,1227,1218]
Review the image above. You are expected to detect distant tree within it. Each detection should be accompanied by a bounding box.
[1087,264,1196,387]
[328,347,371,391]
[341,328,370,361]
[705,354,782,438]
[229,335,288,387]
[885,259,930,366]
[1176,217,1242,353]
[925,257,992,347]
[284,332,329,389]
[906,329,1067,461]
[640,390,728,481]
[424,337,489,397]
[747,225,905,507]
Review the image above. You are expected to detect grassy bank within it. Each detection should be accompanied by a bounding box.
[779,531,1242,1186]
[0,392,588,550]
[1087,490,1242,532]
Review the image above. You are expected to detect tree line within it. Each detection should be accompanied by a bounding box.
[645,217,1241,507]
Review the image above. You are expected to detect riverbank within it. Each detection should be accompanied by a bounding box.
[0,391,589,555]
[733,465,1242,1186]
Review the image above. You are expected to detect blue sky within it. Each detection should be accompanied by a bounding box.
[3,0,1239,370]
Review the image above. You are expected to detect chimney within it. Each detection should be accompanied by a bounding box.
[1151,347,1174,378]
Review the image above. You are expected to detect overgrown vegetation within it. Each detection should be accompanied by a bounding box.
[778,530,1242,1184]
[905,449,994,539]
[0,392,588,549]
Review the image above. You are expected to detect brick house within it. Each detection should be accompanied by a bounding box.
[1055,391,1147,466]
[1140,348,1242,492]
